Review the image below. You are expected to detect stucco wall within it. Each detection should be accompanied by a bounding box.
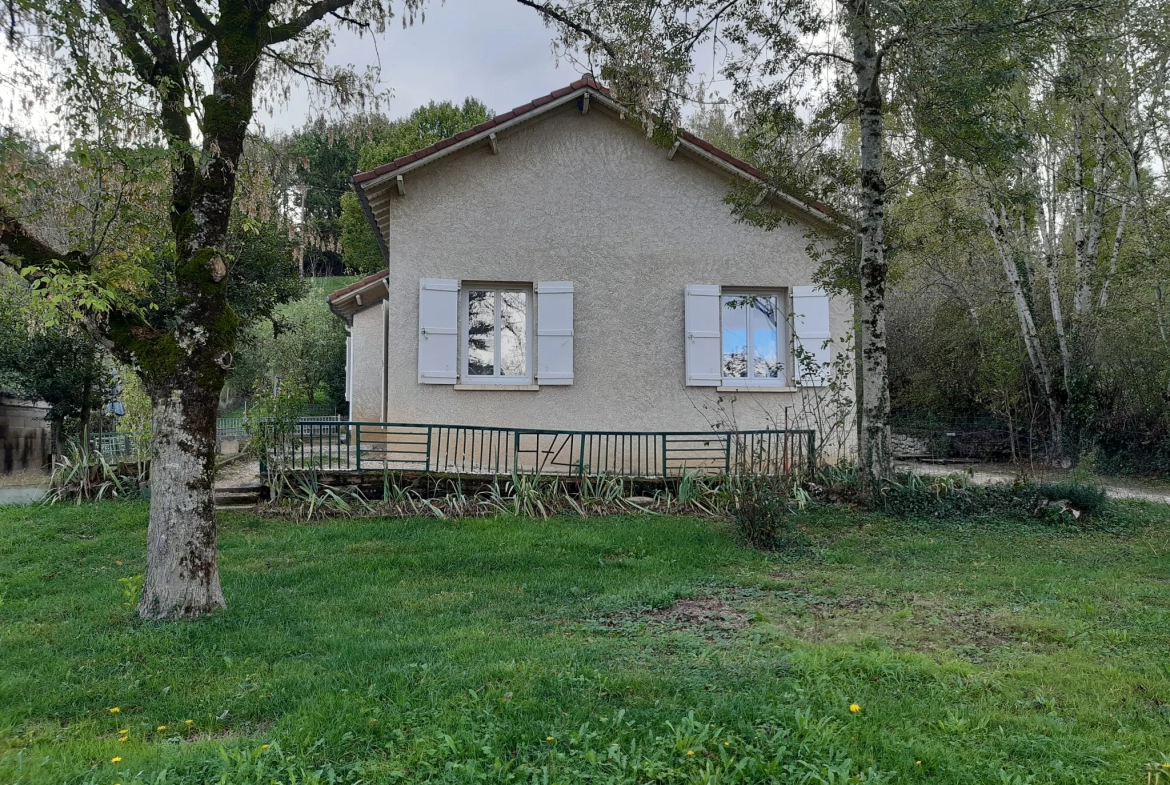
[350,105,855,453]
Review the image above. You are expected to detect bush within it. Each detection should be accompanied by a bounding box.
[813,466,1107,522]
[725,474,806,550]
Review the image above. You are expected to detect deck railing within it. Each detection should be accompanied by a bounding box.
[261,421,816,478]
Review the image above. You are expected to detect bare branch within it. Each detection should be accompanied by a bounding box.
[514,0,616,59]
[267,0,355,46]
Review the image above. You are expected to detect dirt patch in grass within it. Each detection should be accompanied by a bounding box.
[595,596,752,637]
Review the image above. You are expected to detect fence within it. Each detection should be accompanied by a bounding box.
[890,412,1038,462]
[87,415,344,459]
[261,421,816,479]
[215,414,341,442]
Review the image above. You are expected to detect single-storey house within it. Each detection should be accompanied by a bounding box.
[329,78,853,464]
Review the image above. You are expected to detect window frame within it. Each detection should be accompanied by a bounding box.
[460,282,534,385]
[719,288,789,387]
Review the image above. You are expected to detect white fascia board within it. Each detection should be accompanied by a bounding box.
[675,139,844,232]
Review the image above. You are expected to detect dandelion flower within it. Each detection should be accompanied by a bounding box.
[110,757,122,764]
[184,720,194,726]
[849,703,861,714]
[109,707,120,714]
[118,729,128,735]
[261,745,270,751]
[916,761,922,766]
[546,736,554,742]
[686,750,695,757]
[723,742,729,746]
[118,737,128,743]
[157,726,166,732]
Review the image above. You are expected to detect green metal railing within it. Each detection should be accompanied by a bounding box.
[261,421,815,478]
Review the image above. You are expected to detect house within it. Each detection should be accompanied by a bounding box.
[328,78,853,460]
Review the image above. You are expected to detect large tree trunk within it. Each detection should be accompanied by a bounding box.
[137,382,224,618]
[847,2,893,494]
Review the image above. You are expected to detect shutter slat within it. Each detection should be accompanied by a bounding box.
[418,278,459,384]
[536,281,573,385]
[685,285,722,386]
[792,285,832,386]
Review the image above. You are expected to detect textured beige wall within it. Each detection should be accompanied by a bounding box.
[350,304,385,422]
[351,105,854,448]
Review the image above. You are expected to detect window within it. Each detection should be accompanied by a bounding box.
[462,285,532,383]
[720,291,786,386]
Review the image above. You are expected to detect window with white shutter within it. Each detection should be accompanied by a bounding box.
[536,282,573,385]
[719,291,788,386]
[417,278,459,384]
[791,285,832,386]
[684,285,722,386]
[461,284,533,384]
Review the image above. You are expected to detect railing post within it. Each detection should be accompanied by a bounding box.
[513,429,520,473]
[724,433,732,475]
[356,424,362,471]
[425,426,432,473]
[577,433,585,479]
[661,435,668,479]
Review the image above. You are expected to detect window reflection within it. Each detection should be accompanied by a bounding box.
[500,291,527,376]
[467,289,494,376]
[721,292,784,383]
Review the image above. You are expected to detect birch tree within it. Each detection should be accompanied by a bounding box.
[527,0,1088,494]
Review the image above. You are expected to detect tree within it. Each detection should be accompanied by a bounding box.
[339,98,491,274]
[526,0,1092,494]
[0,0,378,617]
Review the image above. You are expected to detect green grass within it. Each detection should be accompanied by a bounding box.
[1,502,1169,784]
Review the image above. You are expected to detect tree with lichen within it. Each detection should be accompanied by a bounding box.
[0,0,423,619]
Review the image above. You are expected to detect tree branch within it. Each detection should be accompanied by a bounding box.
[0,209,88,274]
[175,0,215,34]
[267,0,355,46]
[514,0,617,59]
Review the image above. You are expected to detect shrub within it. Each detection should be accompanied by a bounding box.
[812,466,1107,522]
[724,474,805,550]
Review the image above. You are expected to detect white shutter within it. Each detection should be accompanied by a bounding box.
[685,285,722,386]
[536,281,574,385]
[792,285,832,386]
[417,278,459,384]
[344,333,352,400]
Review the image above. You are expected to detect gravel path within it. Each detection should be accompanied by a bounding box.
[897,460,1170,505]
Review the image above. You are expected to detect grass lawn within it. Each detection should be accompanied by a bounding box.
[1,502,1169,784]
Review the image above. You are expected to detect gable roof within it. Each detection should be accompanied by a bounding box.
[334,78,841,318]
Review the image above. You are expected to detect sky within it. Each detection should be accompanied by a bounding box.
[261,0,586,133]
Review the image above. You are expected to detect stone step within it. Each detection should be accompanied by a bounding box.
[215,503,257,512]
[215,484,262,493]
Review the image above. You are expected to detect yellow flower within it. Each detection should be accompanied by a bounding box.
[110,757,122,764]
[849,703,861,714]
[261,745,270,751]
[109,707,120,714]
[546,736,554,742]
[686,750,695,757]
[157,726,166,732]
[723,742,729,746]
[118,728,128,735]
[916,761,922,766]
[118,736,128,743]
[184,720,194,726]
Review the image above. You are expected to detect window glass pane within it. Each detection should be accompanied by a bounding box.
[751,295,781,378]
[721,295,748,378]
[467,289,495,376]
[499,291,527,376]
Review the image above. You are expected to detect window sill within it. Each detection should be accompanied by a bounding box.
[454,384,540,391]
[717,385,798,393]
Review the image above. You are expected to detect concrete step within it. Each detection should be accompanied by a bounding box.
[215,484,262,493]
[215,503,257,512]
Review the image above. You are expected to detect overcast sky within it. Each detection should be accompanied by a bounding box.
[261,0,586,132]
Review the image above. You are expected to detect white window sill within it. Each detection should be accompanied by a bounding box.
[717,385,798,393]
[454,384,540,391]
